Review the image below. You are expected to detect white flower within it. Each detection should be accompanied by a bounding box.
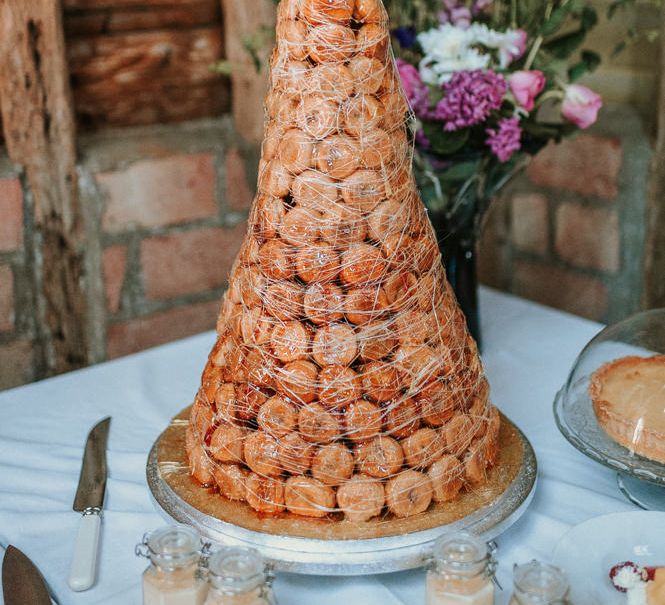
[417,24,490,84]
[495,29,527,67]
[466,23,502,47]
[464,24,526,67]
[416,23,527,84]
[417,24,469,63]
[419,51,489,84]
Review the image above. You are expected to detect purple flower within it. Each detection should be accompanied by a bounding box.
[485,116,522,162]
[434,70,507,131]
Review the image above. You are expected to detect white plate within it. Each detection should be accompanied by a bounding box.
[552,511,665,605]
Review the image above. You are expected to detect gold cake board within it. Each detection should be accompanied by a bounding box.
[147,407,537,574]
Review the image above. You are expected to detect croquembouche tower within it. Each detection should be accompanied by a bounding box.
[185,0,501,522]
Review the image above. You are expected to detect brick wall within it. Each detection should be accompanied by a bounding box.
[0,103,652,390]
[90,120,255,361]
[0,118,256,389]
[479,103,651,323]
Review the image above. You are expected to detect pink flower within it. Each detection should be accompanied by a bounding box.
[396,59,422,102]
[499,29,527,67]
[438,0,472,27]
[509,70,545,112]
[396,59,430,118]
[449,6,472,26]
[561,84,603,129]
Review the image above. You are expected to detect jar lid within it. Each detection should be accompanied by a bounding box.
[513,560,568,602]
[208,547,265,594]
[145,525,201,569]
[432,531,488,568]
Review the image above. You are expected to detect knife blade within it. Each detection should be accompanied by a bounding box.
[68,416,111,592]
[2,545,52,605]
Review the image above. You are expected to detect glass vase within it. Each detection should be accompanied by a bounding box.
[416,152,525,348]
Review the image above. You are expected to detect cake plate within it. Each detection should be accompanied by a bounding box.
[553,309,665,512]
[147,408,536,575]
[555,387,665,511]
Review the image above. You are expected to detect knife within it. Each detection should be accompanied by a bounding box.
[2,545,53,605]
[68,416,111,592]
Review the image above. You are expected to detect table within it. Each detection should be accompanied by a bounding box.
[0,288,637,605]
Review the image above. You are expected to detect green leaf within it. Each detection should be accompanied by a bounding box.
[209,61,233,75]
[522,121,563,139]
[567,63,586,82]
[438,160,482,182]
[543,28,586,58]
[422,123,470,156]
[612,40,627,55]
[580,5,598,30]
[581,49,602,68]
[607,0,636,19]
[567,49,601,81]
[539,3,573,36]
[524,121,578,143]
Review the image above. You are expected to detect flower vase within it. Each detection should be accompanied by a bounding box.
[417,154,524,349]
[432,215,481,347]
[425,178,485,348]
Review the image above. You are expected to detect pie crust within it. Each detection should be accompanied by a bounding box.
[647,568,665,604]
[590,355,665,465]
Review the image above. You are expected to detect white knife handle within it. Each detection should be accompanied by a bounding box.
[68,509,101,592]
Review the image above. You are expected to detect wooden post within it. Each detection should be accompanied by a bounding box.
[643,1,665,309]
[220,0,275,144]
[0,0,89,374]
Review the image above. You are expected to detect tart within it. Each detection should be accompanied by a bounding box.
[590,356,665,464]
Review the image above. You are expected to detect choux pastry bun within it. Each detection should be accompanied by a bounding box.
[302,0,354,25]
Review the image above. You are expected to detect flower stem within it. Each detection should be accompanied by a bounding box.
[524,0,554,69]
[524,36,543,69]
[534,89,564,108]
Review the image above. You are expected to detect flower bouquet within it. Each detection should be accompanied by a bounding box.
[390,0,604,343]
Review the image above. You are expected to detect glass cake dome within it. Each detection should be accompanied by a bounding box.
[553,309,665,509]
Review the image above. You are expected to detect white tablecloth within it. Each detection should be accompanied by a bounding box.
[0,288,636,605]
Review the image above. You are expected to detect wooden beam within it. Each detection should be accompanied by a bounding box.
[67,28,225,90]
[220,0,275,144]
[63,2,221,36]
[64,0,211,7]
[643,0,665,308]
[0,0,89,374]
[67,26,230,128]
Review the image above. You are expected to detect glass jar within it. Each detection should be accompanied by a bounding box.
[509,560,569,605]
[204,547,275,605]
[426,531,496,605]
[136,525,209,605]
